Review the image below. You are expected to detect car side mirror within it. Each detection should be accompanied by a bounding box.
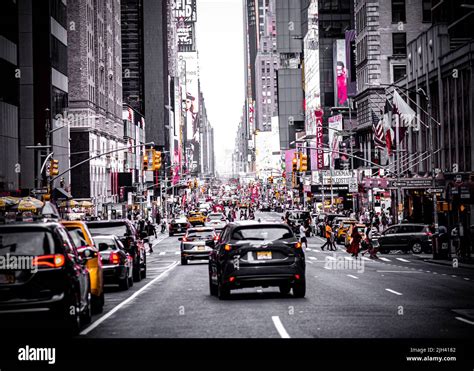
[79,247,97,260]
[178,237,183,241]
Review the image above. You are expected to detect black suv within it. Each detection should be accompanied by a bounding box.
[209,221,306,300]
[87,220,146,282]
[373,223,433,254]
[0,222,93,335]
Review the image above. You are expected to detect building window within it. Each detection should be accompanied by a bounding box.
[392,65,407,82]
[422,0,431,22]
[392,33,407,56]
[392,0,406,23]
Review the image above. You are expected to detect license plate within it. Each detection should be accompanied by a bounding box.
[0,273,15,284]
[197,246,205,251]
[257,251,272,260]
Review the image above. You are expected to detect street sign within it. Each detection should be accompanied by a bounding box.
[389,178,433,189]
[32,188,48,195]
[427,188,444,194]
[348,178,358,192]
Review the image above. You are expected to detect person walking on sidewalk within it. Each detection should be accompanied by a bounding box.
[347,226,362,258]
[299,224,308,249]
[320,222,333,251]
[146,220,156,253]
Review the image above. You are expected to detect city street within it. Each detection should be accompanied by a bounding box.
[80,212,474,339]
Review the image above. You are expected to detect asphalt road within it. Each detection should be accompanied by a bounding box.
[80,211,474,339]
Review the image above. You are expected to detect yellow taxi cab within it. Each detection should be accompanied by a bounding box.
[336,219,357,244]
[344,223,367,248]
[187,211,207,226]
[62,220,104,313]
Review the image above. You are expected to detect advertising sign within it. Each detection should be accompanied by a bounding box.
[315,114,324,170]
[328,114,343,169]
[177,23,195,48]
[333,39,348,107]
[345,30,357,98]
[178,52,199,143]
[171,0,197,22]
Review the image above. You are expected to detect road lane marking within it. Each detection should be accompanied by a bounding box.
[309,257,317,260]
[347,274,359,279]
[379,257,390,262]
[307,261,314,264]
[362,257,371,261]
[396,258,410,262]
[344,257,353,261]
[324,267,331,270]
[175,251,180,255]
[159,252,166,256]
[385,288,403,296]
[272,316,291,338]
[80,261,179,336]
[377,270,422,273]
[455,317,474,326]
[326,256,336,260]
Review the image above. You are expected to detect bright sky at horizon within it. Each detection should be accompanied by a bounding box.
[196,0,245,175]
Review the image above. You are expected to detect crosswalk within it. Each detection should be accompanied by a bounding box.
[305,247,416,264]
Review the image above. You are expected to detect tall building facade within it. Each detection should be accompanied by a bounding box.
[0,0,70,195]
[68,0,125,213]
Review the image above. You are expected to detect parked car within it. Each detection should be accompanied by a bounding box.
[0,222,93,334]
[187,211,207,226]
[179,227,218,265]
[204,213,228,232]
[209,221,306,299]
[169,215,191,236]
[62,220,104,313]
[86,220,146,282]
[372,224,433,254]
[93,235,134,290]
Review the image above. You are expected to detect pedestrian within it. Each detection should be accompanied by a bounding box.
[299,224,308,249]
[329,228,337,251]
[145,220,156,253]
[347,226,362,258]
[320,222,333,251]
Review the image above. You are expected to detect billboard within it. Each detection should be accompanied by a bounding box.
[171,0,197,22]
[328,114,343,169]
[333,39,348,107]
[315,114,324,170]
[345,30,357,98]
[178,52,199,143]
[177,23,195,49]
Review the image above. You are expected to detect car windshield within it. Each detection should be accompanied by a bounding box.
[231,226,293,241]
[87,223,128,237]
[0,229,55,256]
[187,231,215,239]
[93,237,116,251]
[209,214,223,220]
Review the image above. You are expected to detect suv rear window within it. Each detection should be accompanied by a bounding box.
[87,222,128,237]
[231,226,293,241]
[187,231,215,239]
[0,229,55,255]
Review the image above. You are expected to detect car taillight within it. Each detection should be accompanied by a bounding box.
[426,232,432,237]
[294,242,302,249]
[224,244,232,251]
[110,252,120,265]
[182,236,188,242]
[213,235,219,242]
[32,254,65,269]
[295,274,301,280]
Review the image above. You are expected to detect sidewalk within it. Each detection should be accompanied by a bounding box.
[414,253,474,269]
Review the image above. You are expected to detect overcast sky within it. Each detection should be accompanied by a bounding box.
[196,0,245,175]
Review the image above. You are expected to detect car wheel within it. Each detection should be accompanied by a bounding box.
[293,279,306,298]
[91,292,104,314]
[209,273,218,296]
[217,280,230,300]
[54,292,81,335]
[133,261,142,282]
[279,284,291,295]
[411,241,423,254]
[181,256,188,265]
[81,291,92,325]
[119,273,130,290]
[128,272,134,287]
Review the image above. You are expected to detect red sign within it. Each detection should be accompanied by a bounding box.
[315,116,324,169]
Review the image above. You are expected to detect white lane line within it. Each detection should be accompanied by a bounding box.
[307,261,314,264]
[379,257,391,262]
[324,267,332,270]
[80,261,179,335]
[175,251,180,255]
[306,248,312,251]
[396,258,410,262]
[344,257,354,261]
[385,288,403,296]
[309,257,317,260]
[455,317,474,326]
[272,316,291,339]
[326,256,336,260]
[377,270,422,274]
[362,257,371,261]
[159,252,166,256]
[347,274,359,279]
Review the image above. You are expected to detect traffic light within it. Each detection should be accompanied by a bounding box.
[153,150,162,171]
[143,152,149,171]
[50,159,59,176]
[299,154,308,172]
[292,154,299,172]
[268,176,273,184]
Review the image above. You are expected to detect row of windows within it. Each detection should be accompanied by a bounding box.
[392,0,431,23]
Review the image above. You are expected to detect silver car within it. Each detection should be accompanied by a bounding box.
[204,213,228,232]
[179,227,218,265]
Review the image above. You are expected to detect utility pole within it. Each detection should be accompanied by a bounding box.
[45,108,51,195]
